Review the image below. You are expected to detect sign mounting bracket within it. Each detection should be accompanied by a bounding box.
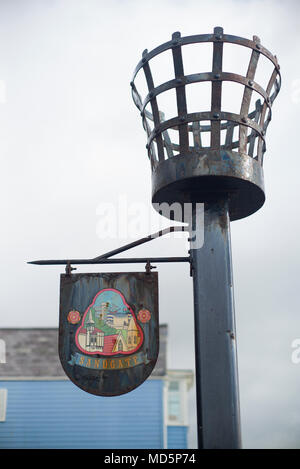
[28,226,191,270]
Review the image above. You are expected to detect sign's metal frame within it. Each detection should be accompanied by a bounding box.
[28,226,191,274]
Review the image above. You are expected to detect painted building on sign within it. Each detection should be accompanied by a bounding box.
[0,325,194,449]
[74,285,142,357]
[77,311,140,354]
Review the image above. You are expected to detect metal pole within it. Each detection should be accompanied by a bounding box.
[190,199,241,449]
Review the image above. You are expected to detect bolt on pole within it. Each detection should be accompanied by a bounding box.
[131,26,281,448]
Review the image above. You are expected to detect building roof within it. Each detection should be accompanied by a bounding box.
[0,324,168,378]
[103,334,118,354]
[86,310,94,324]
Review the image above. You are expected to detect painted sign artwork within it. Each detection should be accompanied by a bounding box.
[75,289,143,356]
[59,272,159,396]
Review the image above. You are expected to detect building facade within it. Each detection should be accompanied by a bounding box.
[0,326,193,449]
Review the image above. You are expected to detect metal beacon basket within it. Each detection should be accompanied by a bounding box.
[130,27,281,221]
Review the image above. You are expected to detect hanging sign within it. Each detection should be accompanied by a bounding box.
[59,272,159,396]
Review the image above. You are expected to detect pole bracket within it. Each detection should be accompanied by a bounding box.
[145,260,157,274]
[28,226,190,268]
[65,261,77,276]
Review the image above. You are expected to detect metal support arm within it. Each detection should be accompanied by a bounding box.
[28,226,190,267]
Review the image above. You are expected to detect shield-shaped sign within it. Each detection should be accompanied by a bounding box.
[59,272,159,396]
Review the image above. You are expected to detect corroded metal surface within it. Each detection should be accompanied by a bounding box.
[59,272,159,396]
[152,150,265,221]
[190,200,241,448]
[131,26,281,220]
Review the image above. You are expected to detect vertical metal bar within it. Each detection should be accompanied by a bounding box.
[239,38,260,154]
[171,32,189,152]
[142,50,165,162]
[160,111,174,159]
[190,199,241,449]
[211,27,223,149]
[224,122,234,149]
[192,121,202,150]
[257,67,277,163]
[248,99,262,158]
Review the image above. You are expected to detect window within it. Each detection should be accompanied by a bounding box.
[118,341,123,352]
[167,381,182,423]
[0,389,7,422]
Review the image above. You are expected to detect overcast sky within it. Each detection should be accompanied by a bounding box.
[0,0,300,449]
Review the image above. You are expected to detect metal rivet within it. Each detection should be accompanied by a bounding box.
[176,78,183,84]
[256,43,261,50]
[149,92,153,98]
[215,34,222,40]
[179,116,186,122]
[130,81,134,88]
[142,57,146,63]
[242,117,247,123]
[248,80,254,86]
[214,74,221,79]
[146,144,149,149]
[213,113,220,119]
[172,40,178,46]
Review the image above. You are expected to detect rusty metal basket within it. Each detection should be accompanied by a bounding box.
[131,27,281,220]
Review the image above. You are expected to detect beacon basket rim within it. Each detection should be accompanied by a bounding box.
[130,26,281,221]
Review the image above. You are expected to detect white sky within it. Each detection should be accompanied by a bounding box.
[0,0,300,449]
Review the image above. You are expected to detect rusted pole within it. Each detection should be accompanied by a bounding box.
[190,200,241,449]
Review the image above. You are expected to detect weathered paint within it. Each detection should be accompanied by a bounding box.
[59,272,159,397]
[151,149,265,221]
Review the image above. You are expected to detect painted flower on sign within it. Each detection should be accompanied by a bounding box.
[137,309,151,323]
[67,310,81,324]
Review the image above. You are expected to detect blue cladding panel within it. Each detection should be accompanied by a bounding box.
[167,426,188,449]
[0,380,164,449]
